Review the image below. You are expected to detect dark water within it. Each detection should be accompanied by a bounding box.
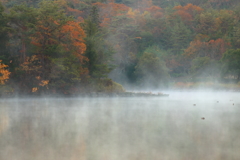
[0,91,240,160]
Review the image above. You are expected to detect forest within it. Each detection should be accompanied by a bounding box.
[0,0,240,95]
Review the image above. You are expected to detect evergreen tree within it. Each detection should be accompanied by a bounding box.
[0,3,10,64]
[83,6,113,79]
[170,19,193,54]
[221,49,240,80]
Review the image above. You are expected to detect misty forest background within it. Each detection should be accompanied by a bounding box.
[0,0,240,95]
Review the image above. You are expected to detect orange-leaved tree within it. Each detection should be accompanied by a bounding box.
[0,60,10,85]
[93,2,129,27]
[173,3,203,24]
[23,1,87,94]
[60,21,86,62]
[145,5,163,18]
[184,38,230,60]
[30,1,87,66]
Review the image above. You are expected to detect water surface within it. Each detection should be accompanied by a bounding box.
[0,91,240,160]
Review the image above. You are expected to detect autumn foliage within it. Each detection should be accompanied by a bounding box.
[93,2,129,26]
[61,21,86,61]
[0,60,10,85]
[0,0,240,94]
[145,6,163,18]
[173,3,203,22]
[184,38,230,60]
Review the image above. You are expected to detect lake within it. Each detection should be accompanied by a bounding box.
[0,91,240,160]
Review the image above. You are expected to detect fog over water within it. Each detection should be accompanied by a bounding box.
[0,91,240,160]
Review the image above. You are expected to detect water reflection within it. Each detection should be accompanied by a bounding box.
[0,92,240,160]
[0,105,9,137]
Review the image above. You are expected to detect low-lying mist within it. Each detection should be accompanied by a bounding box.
[0,91,240,160]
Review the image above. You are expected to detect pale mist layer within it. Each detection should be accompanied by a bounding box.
[0,91,240,160]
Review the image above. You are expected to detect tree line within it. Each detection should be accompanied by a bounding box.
[0,0,240,95]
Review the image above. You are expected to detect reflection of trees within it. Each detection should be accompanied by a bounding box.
[0,107,9,137]
[0,99,87,160]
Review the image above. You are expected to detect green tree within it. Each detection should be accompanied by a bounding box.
[106,15,140,84]
[216,10,234,38]
[231,25,240,49]
[170,20,193,54]
[32,1,87,94]
[83,6,113,79]
[9,1,87,94]
[8,4,37,63]
[135,51,169,88]
[195,11,220,40]
[0,3,10,64]
[221,49,240,80]
[2,3,38,91]
[190,56,220,81]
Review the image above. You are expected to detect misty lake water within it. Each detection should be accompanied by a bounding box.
[0,91,240,160]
